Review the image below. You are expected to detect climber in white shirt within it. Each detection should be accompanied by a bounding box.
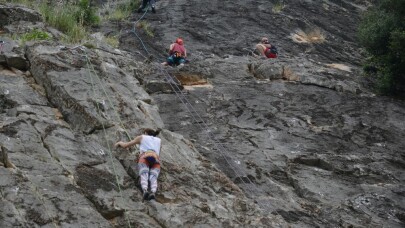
[115,128,162,201]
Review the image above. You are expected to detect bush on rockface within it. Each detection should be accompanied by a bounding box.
[358,0,405,96]
[39,0,100,43]
[20,28,50,44]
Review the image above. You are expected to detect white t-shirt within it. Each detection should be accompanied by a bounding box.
[139,135,161,155]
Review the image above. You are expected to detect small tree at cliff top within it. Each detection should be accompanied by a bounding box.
[358,0,405,96]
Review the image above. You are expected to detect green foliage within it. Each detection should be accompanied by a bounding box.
[83,42,97,49]
[104,35,119,48]
[126,0,141,12]
[20,29,50,42]
[0,0,34,6]
[76,0,100,26]
[272,1,285,13]
[39,3,86,43]
[38,0,100,43]
[104,0,141,21]
[108,5,131,21]
[138,21,154,37]
[358,0,405,95]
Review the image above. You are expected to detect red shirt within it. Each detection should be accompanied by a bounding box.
[265,47,277,58]
[169,43,186,57]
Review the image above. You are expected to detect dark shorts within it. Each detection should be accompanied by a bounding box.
[266,53,277,58]
[138,151,160,169]
[167,56,186,66]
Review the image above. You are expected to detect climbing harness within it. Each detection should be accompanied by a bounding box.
[173,51,182,58]
[141,150,160,164]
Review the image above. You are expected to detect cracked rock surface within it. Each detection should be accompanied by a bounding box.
[1,1,404,227]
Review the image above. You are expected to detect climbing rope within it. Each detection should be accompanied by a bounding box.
[156,66,264,199]
[128,9,279,214]
[85,54,132,139]
[84,53,133,228]
[75,0,281,218]
[130,7,150,55]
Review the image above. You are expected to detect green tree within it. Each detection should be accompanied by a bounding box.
[358,0,405,96]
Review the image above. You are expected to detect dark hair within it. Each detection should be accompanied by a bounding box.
[143,128,161,137]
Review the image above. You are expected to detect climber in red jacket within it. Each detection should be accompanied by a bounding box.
[162,38,188,66]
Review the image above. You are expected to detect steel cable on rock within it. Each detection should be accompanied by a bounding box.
[129,6,151,56]
[129,27,277,213]
[155,67,274,212]
[115,2,281,215]
[84,52,133,228]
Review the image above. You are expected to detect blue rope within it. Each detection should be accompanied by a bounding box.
[131,4,151,56]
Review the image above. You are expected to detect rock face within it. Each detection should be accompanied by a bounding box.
[1,41,285,228]
[151,56,405,227]
[0,4,40,72]
[124,0,404,227]
[1,1,404,228]
[0,4,41,28]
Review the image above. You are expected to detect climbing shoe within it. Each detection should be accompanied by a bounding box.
[151,7,156,14]
[143,191,149,200]
[148,192,155,201]
[137,7,143,13]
